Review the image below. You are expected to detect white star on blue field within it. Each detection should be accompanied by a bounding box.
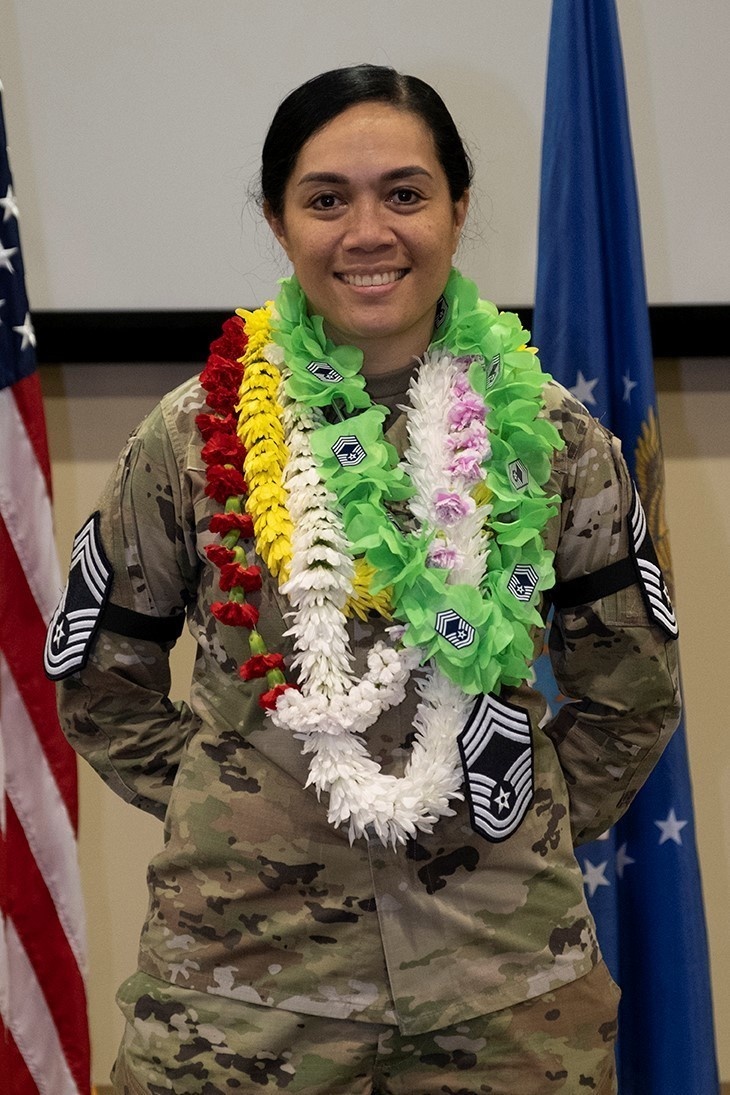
[569,370,599,406]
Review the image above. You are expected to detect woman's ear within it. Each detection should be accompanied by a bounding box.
[264,201,289,257]
[452,190,470,253]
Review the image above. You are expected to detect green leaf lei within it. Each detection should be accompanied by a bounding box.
[272,268,564,695]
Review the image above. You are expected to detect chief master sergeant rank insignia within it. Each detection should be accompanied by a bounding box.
[44,511,113,680]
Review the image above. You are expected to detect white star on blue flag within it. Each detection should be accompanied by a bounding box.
[655,808,688,846]
[582,858,611,897]
[569,369,599,406]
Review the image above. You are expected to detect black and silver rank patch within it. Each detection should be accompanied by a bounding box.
[486,354,501,388]
[307,360,344,384]
[44,512,113,680]
[457,693,534,842]
[628,484,678,638]
[507,459,529,491]
[331,435,367,467]
[435,609,475,649]
[507,563,539,602]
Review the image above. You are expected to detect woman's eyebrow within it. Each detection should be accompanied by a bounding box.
[383,166,433,182]
[297,166,433,187]
[297,172,348,186]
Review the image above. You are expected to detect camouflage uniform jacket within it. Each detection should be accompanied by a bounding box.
[53,374,680,1036]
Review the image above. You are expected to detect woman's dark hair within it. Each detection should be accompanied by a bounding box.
[261,64,473,218]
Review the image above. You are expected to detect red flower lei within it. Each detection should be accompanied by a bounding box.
[197,315,297,709]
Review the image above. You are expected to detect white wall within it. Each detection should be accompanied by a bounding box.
[2,0,729,310]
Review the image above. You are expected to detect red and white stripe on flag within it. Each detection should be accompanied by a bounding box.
[0,371,92,1094]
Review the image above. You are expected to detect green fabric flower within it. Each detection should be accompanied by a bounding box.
[309,409,412,509]
[274,277,370,412]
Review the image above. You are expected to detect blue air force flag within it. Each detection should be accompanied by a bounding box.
[532,3,719,1092]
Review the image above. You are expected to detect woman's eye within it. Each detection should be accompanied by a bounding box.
[311,193,341,210]
[390,188,421,205]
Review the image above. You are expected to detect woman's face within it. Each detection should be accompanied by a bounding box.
[266,102,468,374]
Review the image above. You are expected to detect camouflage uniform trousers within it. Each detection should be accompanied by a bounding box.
[112,961,619,1094]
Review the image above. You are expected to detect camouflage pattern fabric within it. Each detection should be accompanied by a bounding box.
[112,960,619,1093]
[55,371,679,1046]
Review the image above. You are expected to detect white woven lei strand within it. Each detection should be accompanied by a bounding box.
[271,386,417,738]
[300,661,471,846]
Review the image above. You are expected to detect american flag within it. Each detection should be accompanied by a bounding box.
[0,83,92,1094]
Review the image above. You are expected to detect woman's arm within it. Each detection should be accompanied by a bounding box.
[543,388,681,845]
[50,387,202,820]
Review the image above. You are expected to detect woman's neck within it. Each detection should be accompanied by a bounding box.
[323,317,435,379]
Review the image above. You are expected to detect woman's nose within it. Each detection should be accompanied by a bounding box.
[342,200,396,250]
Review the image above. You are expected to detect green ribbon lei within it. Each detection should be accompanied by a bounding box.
[272,268,564,695]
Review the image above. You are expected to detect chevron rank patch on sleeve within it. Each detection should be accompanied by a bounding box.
[457,693,534,842]
[44,511,113,680]
[628,483,678,639]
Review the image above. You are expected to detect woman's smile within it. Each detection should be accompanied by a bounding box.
[336,268,408,288]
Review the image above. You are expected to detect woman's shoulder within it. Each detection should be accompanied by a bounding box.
[542,376,593,418]
[542,377,615,459]
[158,373,208,432]
[126,373,208,474]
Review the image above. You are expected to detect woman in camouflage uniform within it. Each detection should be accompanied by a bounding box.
[47,66,680,1094]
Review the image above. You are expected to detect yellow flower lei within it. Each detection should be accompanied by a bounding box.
[233,305,395,621]
[235,304,292,581]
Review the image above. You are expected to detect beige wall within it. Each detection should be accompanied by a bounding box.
[42,356,730,1085]
[42,363,195,1084]
[657,358,730,1081]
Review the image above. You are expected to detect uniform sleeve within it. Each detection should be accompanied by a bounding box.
[54,394,202,821]
[543,391,681,845]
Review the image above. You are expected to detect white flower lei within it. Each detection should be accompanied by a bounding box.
[269,349,491,846]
